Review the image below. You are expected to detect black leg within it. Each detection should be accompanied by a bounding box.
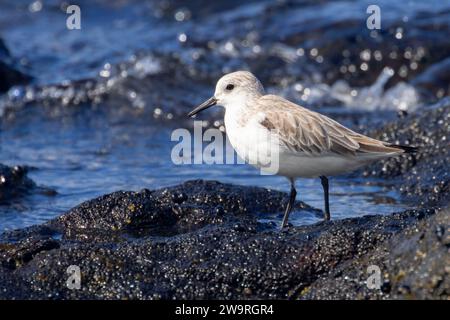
[281,179,296,229]
[320,176,331,221]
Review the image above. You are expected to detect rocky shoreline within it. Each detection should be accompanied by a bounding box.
[0,101,448,299]
[0,180,446,299]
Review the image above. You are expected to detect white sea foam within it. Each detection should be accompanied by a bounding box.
[278,67,421,112]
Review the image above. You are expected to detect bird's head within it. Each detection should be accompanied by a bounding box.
[188,71,265,117]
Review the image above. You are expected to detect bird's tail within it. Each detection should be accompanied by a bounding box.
[388,144,418,154]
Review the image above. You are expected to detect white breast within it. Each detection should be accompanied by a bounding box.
[225,108,282,175]
[224,106,379,178]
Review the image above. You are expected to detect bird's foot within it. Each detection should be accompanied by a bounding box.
[279,223,292,232]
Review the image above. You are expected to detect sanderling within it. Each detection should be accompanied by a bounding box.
[188,71,416,229]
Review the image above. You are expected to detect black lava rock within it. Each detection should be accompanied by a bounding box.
[302,207,449,300]
[0,164,36,203]
[0,38,31,93]
[0,179,446,299]
[360,101,450,207]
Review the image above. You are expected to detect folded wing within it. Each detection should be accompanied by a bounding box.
[256,95,404,157]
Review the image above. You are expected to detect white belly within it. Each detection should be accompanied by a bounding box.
[225,120,375,178]
[224,108,380,178]
[228,135,370,178]
[273,150,372,178]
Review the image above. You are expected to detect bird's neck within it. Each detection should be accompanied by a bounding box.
[224,96,257,130]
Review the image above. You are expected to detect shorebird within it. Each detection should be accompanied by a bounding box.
[188,71,416,229]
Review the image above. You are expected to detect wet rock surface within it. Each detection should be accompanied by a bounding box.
[0,38,31,93]
[0,179,447,299]
[0,164,36,204]
[302,207,449,299]
[358,100,450,206]
[51,180,321,240]
[2,180,320,242]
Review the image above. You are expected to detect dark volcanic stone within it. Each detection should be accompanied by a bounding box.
[0,38,31,93]
[359,100,450,206]
[0,180,445,299]
[51,180,321,240]
[302,207,449,300]
[0,163,36,203]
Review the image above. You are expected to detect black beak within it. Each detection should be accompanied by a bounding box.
[188,97,217,117]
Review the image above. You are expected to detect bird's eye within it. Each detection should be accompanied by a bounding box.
[225,84,235,91]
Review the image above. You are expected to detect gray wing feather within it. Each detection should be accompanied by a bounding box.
[256,95,403,157]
